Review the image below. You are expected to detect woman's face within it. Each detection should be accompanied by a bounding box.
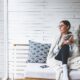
[59,22,68,34]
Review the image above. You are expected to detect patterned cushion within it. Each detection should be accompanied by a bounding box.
[26,40,51,63]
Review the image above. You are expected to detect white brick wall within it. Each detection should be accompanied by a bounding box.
[8,0,80,79]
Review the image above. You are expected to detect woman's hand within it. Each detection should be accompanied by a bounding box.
[63,40,69,45]
[68,35,74,44]
[62,35,74,45]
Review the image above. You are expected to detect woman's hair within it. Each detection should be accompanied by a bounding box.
[60,20,71,30]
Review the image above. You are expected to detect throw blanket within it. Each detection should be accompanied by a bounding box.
[47,56,80,80]
[46,32,80,80]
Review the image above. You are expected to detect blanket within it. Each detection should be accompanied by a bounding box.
[47,56,80,80]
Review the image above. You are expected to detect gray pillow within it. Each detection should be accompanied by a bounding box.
[26,40,51,63]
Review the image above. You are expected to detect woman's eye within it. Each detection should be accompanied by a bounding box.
[59,25,64,28]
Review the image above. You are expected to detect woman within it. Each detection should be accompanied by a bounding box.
[47,20,74,80]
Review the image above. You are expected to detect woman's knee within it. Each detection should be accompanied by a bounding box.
[61,44,70,57]
[61,44,69,50]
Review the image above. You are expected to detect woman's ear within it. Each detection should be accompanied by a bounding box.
[67,26,69,30]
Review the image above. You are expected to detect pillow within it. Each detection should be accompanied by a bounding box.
[26,40,51,63]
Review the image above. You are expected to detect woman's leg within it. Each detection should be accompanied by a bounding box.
[55,44,70,80]
[61,44,69,64]
[61,45,69,80]
[55,44,70,64]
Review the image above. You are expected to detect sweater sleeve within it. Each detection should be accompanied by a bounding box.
[47,35,60,58]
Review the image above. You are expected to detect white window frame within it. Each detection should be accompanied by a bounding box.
[4,0,8,79]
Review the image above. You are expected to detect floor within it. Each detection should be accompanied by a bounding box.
[15,77,80,80]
